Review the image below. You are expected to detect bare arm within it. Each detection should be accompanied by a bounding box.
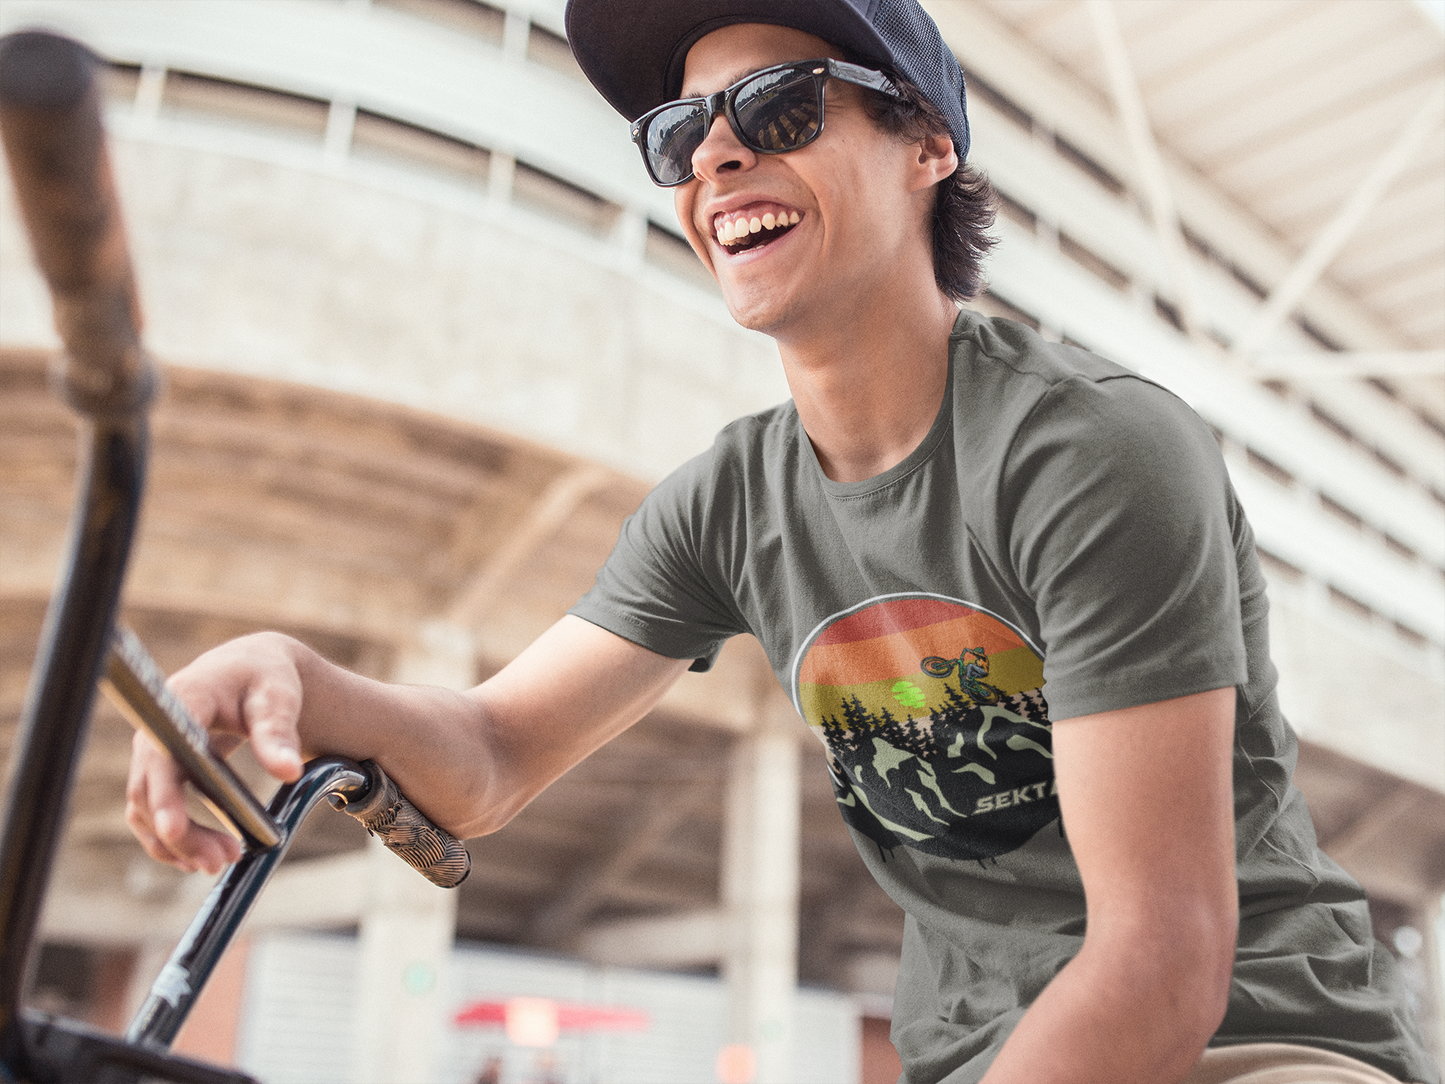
[980,686,1238,1084]
[126,614,692,873]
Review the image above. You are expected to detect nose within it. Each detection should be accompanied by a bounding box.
[691,110,755,182]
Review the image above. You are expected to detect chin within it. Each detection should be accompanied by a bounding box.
[719,281,792,335]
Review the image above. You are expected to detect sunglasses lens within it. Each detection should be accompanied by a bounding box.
[734,69,821,152]
[644,102,707,185]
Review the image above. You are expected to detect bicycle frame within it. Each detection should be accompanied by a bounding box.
[0,29,469,1083]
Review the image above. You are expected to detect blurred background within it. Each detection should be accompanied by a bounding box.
[0,1,1441,1082]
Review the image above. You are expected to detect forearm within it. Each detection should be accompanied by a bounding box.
[981,911,1234,1083]
[138,616,688,873]
[283,636,498,837]
[286,615,690,839]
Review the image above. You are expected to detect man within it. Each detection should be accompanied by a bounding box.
[128,2,1437,1081]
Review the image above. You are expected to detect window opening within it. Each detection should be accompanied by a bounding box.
[527,23,585,80]
[1326,585,1373,621]
[512,161,620,237]
[1318,493,1364,531]
[351,109,490,184]
[1053,135,1125,196]
[959,67,1032,133]
[1245,447,1294,489]
[162,71,328,140]
[1255,547,1304,584]
[977,292,1041,332]
[1058,231,1128,292]
[100,62,141,103]
[993,190,1037,235]
[1152,294,1184,332]
[375,0,505,44]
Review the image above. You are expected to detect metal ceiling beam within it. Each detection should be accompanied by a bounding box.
[1233,81,1445,359]
[1085,0,1205,342]
[1250,350,1445,380]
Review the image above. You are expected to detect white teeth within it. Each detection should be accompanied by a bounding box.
[714,210,799,247]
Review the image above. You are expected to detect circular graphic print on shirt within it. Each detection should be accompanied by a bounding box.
[792,593,1057,862]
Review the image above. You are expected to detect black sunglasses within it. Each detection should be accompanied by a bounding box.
[629,58,904,187]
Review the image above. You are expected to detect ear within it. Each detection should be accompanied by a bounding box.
[910,131,957,191]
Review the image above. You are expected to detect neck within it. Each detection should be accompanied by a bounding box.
[777,289,959,484]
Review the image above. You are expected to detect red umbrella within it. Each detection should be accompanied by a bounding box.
[454,997,649,1040]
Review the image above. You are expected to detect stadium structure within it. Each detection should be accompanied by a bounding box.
[0,1,1442,1081]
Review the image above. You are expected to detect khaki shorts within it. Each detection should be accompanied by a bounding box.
[1181,1042,1414,1084]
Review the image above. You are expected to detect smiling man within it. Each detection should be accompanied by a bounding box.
[126,2,1438,1082]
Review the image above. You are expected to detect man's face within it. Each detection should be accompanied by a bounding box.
[674,23,940,339]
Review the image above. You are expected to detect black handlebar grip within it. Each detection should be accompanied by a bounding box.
[334,760,471,889]
[0,30,156,416]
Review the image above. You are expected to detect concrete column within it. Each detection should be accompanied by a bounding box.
[346,620,472,1084]
[720,702,801,1084]
[324,100,357,165]
[347,834,459,1084]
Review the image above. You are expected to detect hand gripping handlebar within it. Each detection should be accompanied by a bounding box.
[104,627,471,890]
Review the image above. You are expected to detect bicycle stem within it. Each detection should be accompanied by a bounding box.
[126,757,371,1048]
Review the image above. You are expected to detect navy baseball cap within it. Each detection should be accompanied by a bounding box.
[563,0,970,162]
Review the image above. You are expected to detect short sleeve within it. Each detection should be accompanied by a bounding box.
[569,449,748,671]
[1002,375,1246,720]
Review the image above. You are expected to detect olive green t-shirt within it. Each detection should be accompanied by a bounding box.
[571,309,1436,1083]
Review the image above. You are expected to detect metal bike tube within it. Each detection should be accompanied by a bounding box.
[0,28,157,1065]
[0,417,146,1041]
[126,758,371,1048]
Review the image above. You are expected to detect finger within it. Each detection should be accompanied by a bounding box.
[155,805,239,875]
[127,732,240,873]
[242,678,304,782]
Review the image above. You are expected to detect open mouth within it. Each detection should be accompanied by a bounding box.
[715,209,801,253]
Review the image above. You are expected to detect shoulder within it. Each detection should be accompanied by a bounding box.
[952,308,1169,407]
[950,309,1218,464]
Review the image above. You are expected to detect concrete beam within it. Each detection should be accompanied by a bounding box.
[348,836,458,1084]
[577,907,726,969]
[528,782,711,946]
[447,464,612,630]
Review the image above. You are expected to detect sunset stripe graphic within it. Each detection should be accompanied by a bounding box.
[795,595,1043,730]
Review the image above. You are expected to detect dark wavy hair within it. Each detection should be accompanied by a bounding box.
[854,65,997,302]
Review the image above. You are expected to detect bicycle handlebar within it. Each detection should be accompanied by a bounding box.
[332,760,472,889]
[0,29,156,415]
[0,27,464,1080]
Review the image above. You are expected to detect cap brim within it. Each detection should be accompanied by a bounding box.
[565,0,894,121]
